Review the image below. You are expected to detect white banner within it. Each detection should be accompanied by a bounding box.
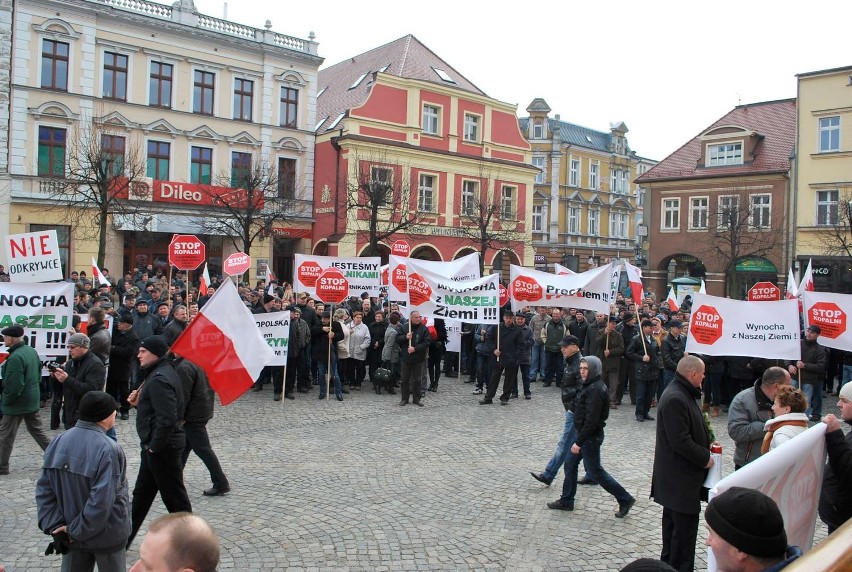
[445,319,463,353]
[293,254,382,299]
[610,263,622,304]
[553,263,575,275]
[685,293,801,360]
[254,310,290,366]
[4,230,63,283]
[0,282,75,372]
[707,423,826,571]
[509,264,614,314]
[387,252,480,303]
[802,291,852,352]
[406,259,499,323]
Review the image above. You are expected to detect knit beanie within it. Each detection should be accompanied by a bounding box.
[78,391,118,422]
[619,559,678,572]
[839,383,852,403]
[140,335,170,358]
[705,487,787,558]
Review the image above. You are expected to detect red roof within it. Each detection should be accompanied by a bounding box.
[316,35,486,134]
[636,99,796,183]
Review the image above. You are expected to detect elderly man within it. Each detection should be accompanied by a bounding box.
[0,325,51,475]
[129,513,219,572]
[54,333,107,430]
[819,383,852,534]
[727,366,790,470]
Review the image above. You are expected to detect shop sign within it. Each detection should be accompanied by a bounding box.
[270,227,311,238]
[143,181,255,208]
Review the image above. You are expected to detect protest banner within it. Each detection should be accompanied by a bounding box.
[509,263,614,314]
[0,282,74,373]
[293,254,381,298]
[553,263,575,275]
[610,263,622,304]
[4,230,63,283]
[685,293,800,360]
[387,252,480,303]
[707,423,826,571]
[254,310,289,366]
[405,259,499,323]
[802,291,851,352]
[445,319,463,353]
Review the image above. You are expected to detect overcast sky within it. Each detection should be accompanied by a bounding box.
[196,0,851,161]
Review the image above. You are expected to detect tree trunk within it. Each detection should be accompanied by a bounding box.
[97,207,108,268]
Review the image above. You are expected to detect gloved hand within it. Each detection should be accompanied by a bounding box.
[44,530,71,556]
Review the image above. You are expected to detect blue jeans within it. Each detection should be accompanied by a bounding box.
[800,381,821,417]
[317,353,341,398]
[542,410,589,481]
[529,342,546,381]
[476,353,491,389]
[560,435,631,507]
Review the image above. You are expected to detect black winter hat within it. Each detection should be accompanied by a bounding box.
[1,325,24,337]
[705,487,787,558]
[140,335,170,358]
[79,391,118,422]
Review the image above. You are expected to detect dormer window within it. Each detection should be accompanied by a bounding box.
[707,142,742,166]
[533,120,544,139]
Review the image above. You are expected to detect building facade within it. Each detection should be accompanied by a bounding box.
[520,99,655,274]
[5,0,322,280]
[792,65,852,294]
[637,99,796,299]
[312,35,535,276]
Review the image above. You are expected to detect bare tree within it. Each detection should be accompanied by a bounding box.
[345,152,428,257]
[816,187,852,259]
[698,187,784,297]
[44,114,148,266]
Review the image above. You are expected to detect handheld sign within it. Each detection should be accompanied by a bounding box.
[316,268,349,304]
[224,252,251,276]
[5,230,63,282]
[169,234,205,270]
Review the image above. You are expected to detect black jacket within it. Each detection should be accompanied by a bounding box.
[573,364,608,447]
[626,333,662,382]
[311,320,343,362]
[819,421,852,530]
[560,351,583,412]
[107,328,140,383]
[132,311,162,340]
[661,333,685,371]
[568,319,588,349]
[397,322,430,364]
[61,351,107,429]
[135,358,185,452]
[368,321,387,362]
[486,322,522,365]
[792,339,826,385]
[173,357,214,424]
[163,319,188,347]
[651,373,711,514]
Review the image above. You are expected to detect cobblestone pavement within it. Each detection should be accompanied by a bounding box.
[0,378,834,571]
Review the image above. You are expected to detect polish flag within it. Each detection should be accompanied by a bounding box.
[91,257,111,287]
[699,279,706,294]
[266,269,277,296]
[624,262,644,306]
[665,287,679,312]
[785,268,799,300]
[199,263,211,297]
[798,259,815,293]
[554,263,576,275]
[170,279,274,405]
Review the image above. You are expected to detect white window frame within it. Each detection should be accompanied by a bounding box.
[707,141,743,166]
[589,161,600,190]
[689,196,708,230]
[532,205,544,232]
[816,189,839,226]
[532,156,546,184]
[567,206,581,235]
[587,209,600,236]
[533,120,544,139]
[818,116,840,153]
[662,198,680,231]
[461,180,477,216]
[717,195,740,229]
[422,104,440,136]
[569,157,580,187]
[500,185,515,219]
[750,193,771,229]
[418,173,436,213]
[463,113,480,143]
[609,211,628,238]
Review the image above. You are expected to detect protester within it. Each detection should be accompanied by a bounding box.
[616,312,639,405]
[86,307,111,369]
[626,319,662,423]
[397,311,430,407]
[529,306,550,385]
[787,324,826,421]
[597,316,625,410]
[54,333,107,430]
[426,318,446,392]
[284,307,311,398]
[163,304,189,346]
[728,366,790,470]
[132,299,162,340]
[311,311,344,401]
[36,391,130,571]
[659,320,685,395]
[108,314,140,421]
[541,308,566,387]
[762,385,808,453]
[129,512,219,572]
[381,313,403,395]
[514,311,535,399]
[818,383,852,534]
[348,311,372,390]
[480,310,522,405]
[0,325,52,475]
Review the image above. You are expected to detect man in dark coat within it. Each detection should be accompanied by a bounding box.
[626,319,662,422]
[819,383,852,534]
[651,355,713,572]
[788,324,827,421]
[660,320,686,394]
[480,310,523,406]
[283,308,311,399]
[311,311,344,400]
[396,311,430,407]
[163,305,188,347]
[107,314,140,420]
[55,334,107,430]
[597,316,625,408]
[616,312,639,405]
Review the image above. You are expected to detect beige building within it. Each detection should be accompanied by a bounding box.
[792,65,852,293]
[4,0,322,280]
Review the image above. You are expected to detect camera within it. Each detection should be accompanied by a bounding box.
[47,361,62,372]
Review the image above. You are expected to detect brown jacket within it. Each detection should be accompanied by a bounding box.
[596,327,624,373]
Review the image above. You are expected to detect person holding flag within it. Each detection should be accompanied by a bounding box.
[396,311,430,407]
[479,310,522,406]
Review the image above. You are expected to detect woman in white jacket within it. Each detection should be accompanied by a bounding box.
[348,311,371,390]
[762,385,809,453]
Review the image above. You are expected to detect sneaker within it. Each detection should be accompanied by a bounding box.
[472,388,483,394]
[615,497,636,518]
[547,500,574,511]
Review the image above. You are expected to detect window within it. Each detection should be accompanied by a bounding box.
[567,206,581,234]
[589,162,599,190]
[532,156,546,184]
[432,67,456,84]
[708,142,743,166]
[816,190,839,226]
[146,141,170,180]
[610,169,628,194]
[190,146,213,184]
[532,205,543,232]
[588,209,600,236]
[149,62,173,108]
[751,194,771,228]
[349,73,368,90]
[370,166,392,205]
[533,120,544,139]
[280,87,298,128]
[463,113,479,142]
[193,70,215,115]
[30,224,69,276]
[501,185,515,219]
[327,113,345,130]
[662,198,680,230]
[569,158,580,187]
[418,174,435,212]
[278,158,296,198]
[41,39,69,90]
[717,195,740,229]
[102,52,128,100]
[461,180,477,215]
[422,104,439,135]
[101,135,125,177]
[231,152,252,188]
[609,212,628,238]
[689,197,708,229]
[37,127,66,177]
[233,78,253,121]
[819,116,840,153]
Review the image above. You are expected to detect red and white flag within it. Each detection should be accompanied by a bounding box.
[665,287,679,312]
[170,279,274,405]
[699,279,706,294]
[266,269,277,295]
[553,263,576,275]
[199,263,211,297]
[785,268,798,300]
[624,262,644,306]
[798,259,814,293]
[91,257,111,288]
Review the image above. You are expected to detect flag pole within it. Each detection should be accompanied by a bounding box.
[281,364,287,406]
[168,265,173,303]
[641,329,648,356]
[496,321,501,363]
[327,303,333,401]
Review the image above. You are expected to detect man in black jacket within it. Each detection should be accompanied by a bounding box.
[54,334,107,430]
[480,310,522,406]
[311,311,344,400]
[546,355,635,516]
[174,356,229,497]
[107,315,139,420]
[651,355,713,572]
[126,336,191,547]
[660,320,686,394]
[626,319,662,423]
[616,312,639,405]
[396,311,430,407]
[819,383,852,534]
[163,305,188,347]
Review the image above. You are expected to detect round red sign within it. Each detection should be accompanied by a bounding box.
[391,240,410,257]
[316,268,349,304]
[691,305,723,345]
[224,252,251,276]
[169,234,205,270]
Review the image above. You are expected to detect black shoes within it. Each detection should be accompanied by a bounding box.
[547,500,574,511]
[399,400,407,406]
[274,393,282,401]
[119,412,129,420]
[285,393,295,400]
[578,476,597,486]
[203,485,230,496]
[525,394,532,400]
[643,414,654,421]
[530,472,552,486]
[252,385,263,392]
[636,415,644,422]
[479,398,493,405]
[615,497,636,518]
[413,401,424,407]
[500,399,509,405]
